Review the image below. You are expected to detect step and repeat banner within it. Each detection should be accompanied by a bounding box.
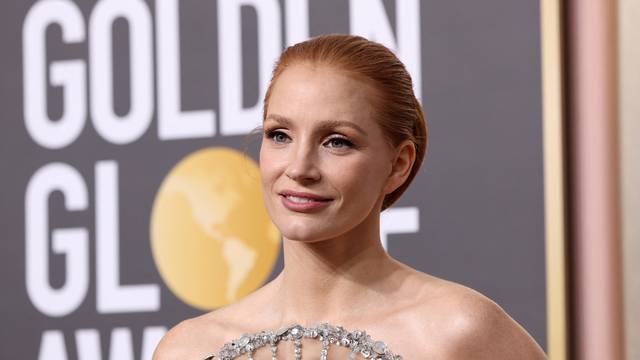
[0,0,546,358]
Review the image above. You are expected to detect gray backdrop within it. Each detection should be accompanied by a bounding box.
[0,0,545,358]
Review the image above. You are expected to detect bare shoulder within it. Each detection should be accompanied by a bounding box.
[152,311,229,360]
[413,276,547,360]
[152,284,274,360]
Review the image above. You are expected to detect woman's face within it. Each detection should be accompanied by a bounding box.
[260,63,399,242]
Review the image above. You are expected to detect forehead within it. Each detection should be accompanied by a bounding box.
[266,63,378,128]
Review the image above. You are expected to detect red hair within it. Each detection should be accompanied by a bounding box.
[263,34,428,211]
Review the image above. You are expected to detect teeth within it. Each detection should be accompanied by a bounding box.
[286,195,315,203]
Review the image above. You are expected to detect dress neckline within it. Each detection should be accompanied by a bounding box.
[204,321,402,360]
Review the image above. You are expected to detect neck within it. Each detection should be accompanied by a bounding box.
[270,205,402,327]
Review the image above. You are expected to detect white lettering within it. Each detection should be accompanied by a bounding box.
[26,163,89,317]
[285,0,309,46]
[108,328,134,360]
[23,0,86,149]
[140,327,166,360]
[380,207,419,250]
[89,0,153,144]
[38,330,69,360]
[156,0,216,140]
[218,0,282,135]
[76,329,101,359]
[96,161,160,313]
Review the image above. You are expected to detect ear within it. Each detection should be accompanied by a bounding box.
[383,139,416,195]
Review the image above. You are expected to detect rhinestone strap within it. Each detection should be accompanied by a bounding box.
[203,322,402,360]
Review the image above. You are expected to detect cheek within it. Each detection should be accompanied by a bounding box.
[259,148,279,215]
[259,145,279,177]
[259,146,290,196]
[331,155,388,199]
[259,146,276,190]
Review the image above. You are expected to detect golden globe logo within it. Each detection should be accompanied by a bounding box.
[150,147,281,310]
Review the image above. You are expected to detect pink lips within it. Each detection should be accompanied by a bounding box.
[279,190,333,213]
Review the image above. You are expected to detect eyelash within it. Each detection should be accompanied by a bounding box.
[264,129,355,149]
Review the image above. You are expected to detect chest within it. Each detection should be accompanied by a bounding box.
[205,327,433,360]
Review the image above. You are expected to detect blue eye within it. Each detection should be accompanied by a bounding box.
[265,129,354,149]
[325,137,354,148]
[266,130,290,143]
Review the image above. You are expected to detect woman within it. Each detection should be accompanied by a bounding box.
[153,34,547,359]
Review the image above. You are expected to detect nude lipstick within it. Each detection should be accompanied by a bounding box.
[279,190,333,213]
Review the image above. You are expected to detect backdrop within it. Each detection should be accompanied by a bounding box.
[0,0,545,358]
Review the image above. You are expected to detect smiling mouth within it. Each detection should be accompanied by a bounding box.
[279,194,333,212]
[283,195,332,203]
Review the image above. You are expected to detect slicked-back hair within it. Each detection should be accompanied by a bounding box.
[263,34,428,211]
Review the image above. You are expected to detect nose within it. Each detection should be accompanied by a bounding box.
[284,139,321,183]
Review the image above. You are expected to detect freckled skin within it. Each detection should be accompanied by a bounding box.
[152,64,548,360]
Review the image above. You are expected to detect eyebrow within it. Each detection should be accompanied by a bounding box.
[264,114,368,137]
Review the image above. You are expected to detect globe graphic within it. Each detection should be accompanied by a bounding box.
[150,147,281,310]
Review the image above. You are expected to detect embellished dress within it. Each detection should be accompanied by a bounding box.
[202,322,402,360]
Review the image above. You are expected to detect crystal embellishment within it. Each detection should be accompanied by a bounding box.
[373,340,387,354]
[203,322,402,360]
[239,335,250,347]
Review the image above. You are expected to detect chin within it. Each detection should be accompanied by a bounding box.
[276,217,340,243]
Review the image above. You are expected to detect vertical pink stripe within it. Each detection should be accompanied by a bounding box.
[568,0,624,359]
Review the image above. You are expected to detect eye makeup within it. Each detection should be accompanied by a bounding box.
[263,128,358,150]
